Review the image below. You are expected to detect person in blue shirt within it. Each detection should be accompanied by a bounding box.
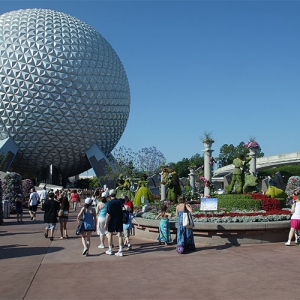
[123,205,139,250]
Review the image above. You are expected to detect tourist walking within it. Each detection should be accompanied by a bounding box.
[104,189,124,257]
[59,191,70,239]
[42,192,60,241]
[29,188,40,220]
[285,191,300,245]
[15,194,23,223]
[96,191,109,249]
[175,195,195,254]
[155,205,172,245]
[39,186,48,207]
[70,189,80,211]
[77,198,96,256]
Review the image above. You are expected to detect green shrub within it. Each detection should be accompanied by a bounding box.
[277,198,288,208]
[216,194,260,211]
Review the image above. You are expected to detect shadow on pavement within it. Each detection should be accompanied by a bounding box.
[0,245,64,259]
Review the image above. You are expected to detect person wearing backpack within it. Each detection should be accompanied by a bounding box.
[123,205,139,250]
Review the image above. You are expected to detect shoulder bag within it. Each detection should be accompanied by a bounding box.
[183,204,195,229]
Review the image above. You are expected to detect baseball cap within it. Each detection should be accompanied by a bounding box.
[109,189,116,196]
[85,198,93,205]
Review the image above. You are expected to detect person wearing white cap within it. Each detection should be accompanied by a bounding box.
[104,189,124,256]
[77,197,96,256]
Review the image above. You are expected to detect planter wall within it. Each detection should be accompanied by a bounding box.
[133,217,290,245]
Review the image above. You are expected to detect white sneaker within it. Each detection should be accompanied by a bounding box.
[285,241,291,246]
[115,251,123,257]
[105,249,113,255]
[98,244,105,249]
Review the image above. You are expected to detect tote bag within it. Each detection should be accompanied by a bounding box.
[183,205,195,228]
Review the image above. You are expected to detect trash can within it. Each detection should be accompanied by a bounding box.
[2,200,10,218]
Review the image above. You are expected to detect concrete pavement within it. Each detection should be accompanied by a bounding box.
[0,208,299,300]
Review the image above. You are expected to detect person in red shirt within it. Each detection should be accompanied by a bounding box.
[123,195,134,214]
[70,189,80,211]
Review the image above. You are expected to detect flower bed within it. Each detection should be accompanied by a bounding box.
[135,193,291,223]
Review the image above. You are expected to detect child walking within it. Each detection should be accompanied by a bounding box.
[123,205,139,250]
[156,205,172,245]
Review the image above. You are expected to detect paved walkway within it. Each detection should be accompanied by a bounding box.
[0,209,298,300]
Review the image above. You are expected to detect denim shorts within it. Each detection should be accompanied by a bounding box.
[45,223,56,230]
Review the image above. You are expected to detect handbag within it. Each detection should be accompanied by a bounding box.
[58,209,64,217]
[76,220,84,235]
[183,205,195,228]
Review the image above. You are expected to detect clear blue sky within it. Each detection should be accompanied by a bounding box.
[1,1,299,176]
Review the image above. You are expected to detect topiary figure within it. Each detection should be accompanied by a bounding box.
[266,186,287,199]
[243,174,259,193]
[116,177,135,200]
[2,172,23,214]
[226,154,251,194]
[161,167,181,203]
[133,174,153,206]
[285,176,300,198]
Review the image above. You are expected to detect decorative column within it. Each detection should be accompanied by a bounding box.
[245,140,260,176]
[248,148,257,175]
[160,171,166,201]
[202,140,214,197]
[188,167,197,196]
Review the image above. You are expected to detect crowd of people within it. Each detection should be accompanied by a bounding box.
[19,185,198,256]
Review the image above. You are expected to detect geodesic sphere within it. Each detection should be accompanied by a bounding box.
[0,8,130,178]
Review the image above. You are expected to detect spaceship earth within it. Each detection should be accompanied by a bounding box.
[0,9,130,178]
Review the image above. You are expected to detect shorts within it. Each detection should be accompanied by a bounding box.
[123,229,130,238]
[290,219,300,230]
[16,207,23,214]
[29,205,37,212]
[59,216,68,221]
[107,218,123,233]
[45,223,56,230]
[97,217,106,235]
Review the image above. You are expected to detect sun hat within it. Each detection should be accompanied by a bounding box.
[85,197,93,205]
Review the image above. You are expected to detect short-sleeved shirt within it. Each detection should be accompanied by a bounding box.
[29,192,39,206]
[107,198,123,233]
[125,200,134,214]
[40,189,48,200]
[43,200,60,223]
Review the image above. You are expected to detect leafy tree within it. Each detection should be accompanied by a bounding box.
[170,154,204,178]
[189,153,204,168]
[170,158,190,177]
[76,178,91,189]
[90,176,100,189]
[217,142,264,168]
